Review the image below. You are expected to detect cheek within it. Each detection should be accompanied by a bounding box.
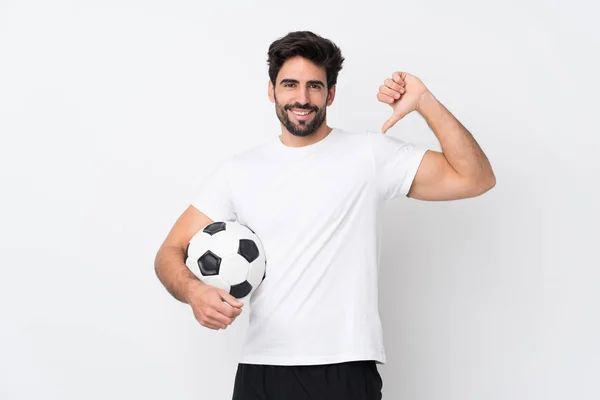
[275,94,291,106]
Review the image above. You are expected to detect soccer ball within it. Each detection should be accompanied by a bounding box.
[185,220,266,299]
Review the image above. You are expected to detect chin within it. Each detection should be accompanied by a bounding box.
[289,131,314,137]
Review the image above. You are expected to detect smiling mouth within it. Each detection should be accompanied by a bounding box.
[288,109,314,119]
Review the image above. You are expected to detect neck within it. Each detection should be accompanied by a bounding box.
[279,123,333,148]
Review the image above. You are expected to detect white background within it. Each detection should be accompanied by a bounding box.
[1,0,599,399]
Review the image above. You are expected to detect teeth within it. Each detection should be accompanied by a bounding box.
[291,110,311,116]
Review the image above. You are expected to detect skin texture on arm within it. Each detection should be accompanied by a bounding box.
[408,92,496,200]
[154,205,214,304]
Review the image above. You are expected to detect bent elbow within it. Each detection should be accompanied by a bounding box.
[477,174,496,195]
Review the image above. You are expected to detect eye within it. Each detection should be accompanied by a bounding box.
[283,83,295,88]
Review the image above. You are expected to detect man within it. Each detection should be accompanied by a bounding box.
[154,31,495,400]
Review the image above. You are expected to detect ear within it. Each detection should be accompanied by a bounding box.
[326,85,336,106]
[268,80,275,103]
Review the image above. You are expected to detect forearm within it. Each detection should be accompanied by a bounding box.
[154,245,204,304]
[417,91,495,185]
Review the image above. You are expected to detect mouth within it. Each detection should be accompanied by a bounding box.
[288,109,314,121]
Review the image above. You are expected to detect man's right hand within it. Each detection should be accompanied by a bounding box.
[185,280,244,330]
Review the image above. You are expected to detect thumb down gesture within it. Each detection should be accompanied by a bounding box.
[377,71,431,134]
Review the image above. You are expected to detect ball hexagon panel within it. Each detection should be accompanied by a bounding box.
[208,230,241,257]
[224,222,255,241]
[185,232,212,260]
[218,253,251,284]
[201,275,230,293]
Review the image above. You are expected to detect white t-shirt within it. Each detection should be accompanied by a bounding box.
[191,127,427,366]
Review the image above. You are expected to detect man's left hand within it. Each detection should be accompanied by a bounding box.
[377,72,430,134]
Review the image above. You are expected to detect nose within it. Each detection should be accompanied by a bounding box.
[297,86,310,105]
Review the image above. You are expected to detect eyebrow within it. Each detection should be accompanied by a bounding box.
[280,79,325,87]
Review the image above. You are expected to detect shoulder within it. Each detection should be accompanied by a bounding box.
[331,127,373,146]
[336,128,407,148]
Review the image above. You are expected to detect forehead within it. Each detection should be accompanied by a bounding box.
[277,56,326,82]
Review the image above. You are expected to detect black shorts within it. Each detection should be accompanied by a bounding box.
[232,360,383,400]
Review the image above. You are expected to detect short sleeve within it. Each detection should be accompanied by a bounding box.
[190,158,237,222]
[367,131,428,200]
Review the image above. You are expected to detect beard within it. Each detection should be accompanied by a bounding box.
[274,94,328,137]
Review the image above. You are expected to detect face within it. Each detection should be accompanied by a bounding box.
[269,56,335,137]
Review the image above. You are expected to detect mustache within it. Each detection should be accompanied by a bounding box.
[285,104,318,112]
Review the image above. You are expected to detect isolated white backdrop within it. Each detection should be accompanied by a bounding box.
[1,0,598,399]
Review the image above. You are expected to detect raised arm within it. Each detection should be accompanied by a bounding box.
[377,71,496,201]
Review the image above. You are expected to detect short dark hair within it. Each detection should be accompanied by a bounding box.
[267,31,345,90]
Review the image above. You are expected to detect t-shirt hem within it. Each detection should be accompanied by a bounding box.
[237,351,386,366]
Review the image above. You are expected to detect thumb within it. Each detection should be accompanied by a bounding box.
[381,113,401,134]
[218,289,244,308]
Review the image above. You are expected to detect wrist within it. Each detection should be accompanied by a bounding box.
[416,90,437,114]
[183,277,205,304]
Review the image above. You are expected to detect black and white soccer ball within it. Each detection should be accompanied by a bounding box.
[185,220,266,299]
